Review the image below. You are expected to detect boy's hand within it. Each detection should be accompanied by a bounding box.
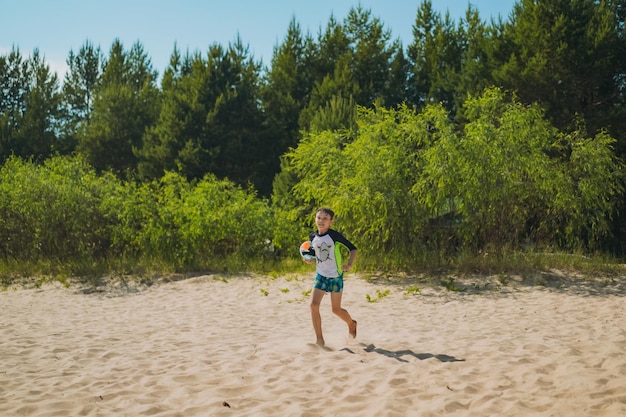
[341,264,353,271]
[303,258,316,264]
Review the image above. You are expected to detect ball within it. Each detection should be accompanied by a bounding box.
[300,241,316,260]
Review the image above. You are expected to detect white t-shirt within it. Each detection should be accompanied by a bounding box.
[309,228,357,278]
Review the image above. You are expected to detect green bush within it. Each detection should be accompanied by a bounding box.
[1,88,624,277]
[0,156,108,261]
[0,156,273,271]
[277,88,625,268]
[137,171,272,267]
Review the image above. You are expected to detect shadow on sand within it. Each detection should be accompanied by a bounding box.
[361,271,626,298]
[340,343,466,363]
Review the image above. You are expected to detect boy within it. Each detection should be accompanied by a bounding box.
[303,207,358,347]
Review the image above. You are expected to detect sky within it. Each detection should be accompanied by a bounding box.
[1,0,517,81]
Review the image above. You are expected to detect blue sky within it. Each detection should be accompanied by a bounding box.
[1,0,516,80]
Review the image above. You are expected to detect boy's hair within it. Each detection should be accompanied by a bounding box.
[316,207,335,219]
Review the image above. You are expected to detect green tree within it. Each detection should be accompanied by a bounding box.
[60,40,104,153]
[408,3,462,114]
[416,89,558,251]
[309,14,351,84]
[300,6,403,130]
[0,48,62,161]
[416,87,624,253]
[262,17,313,154]
[298,15,354,131]
[281,104,431,263]
[454,5,493,121]
[138,38,270,193]
[344,6,398,106]
[0,47,28,161]
[16,50,62,159]
[136,45,191,179]
[309,94,357,133]
[406,0,439,109]
[494,0,625,137]
[280,87,624,261]
[207,36,269,193]
[550,128,625,250]
[78,39,159,175]
[385,44,410,108]
[299,57,359,131]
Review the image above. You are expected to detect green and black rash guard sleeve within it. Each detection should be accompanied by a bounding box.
[309,229,357,278]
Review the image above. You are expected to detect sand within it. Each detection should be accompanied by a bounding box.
[1,272,625,416]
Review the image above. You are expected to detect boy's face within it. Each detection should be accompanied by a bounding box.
[315,211,334,234]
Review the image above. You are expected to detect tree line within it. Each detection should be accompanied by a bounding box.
[1,0,626,270]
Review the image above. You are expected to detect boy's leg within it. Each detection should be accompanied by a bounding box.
[310,288,326,346]
[330,292,357,338]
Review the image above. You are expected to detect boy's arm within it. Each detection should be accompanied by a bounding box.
[342,249,358,271]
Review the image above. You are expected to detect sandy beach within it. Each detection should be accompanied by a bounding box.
[1,272,625,416]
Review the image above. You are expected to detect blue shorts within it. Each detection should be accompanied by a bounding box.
[313,273,344,293]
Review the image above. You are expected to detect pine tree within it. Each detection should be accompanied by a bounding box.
[78,39,159,174]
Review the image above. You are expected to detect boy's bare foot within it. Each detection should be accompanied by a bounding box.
[316,338,325,347]
[349,320,357,338]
